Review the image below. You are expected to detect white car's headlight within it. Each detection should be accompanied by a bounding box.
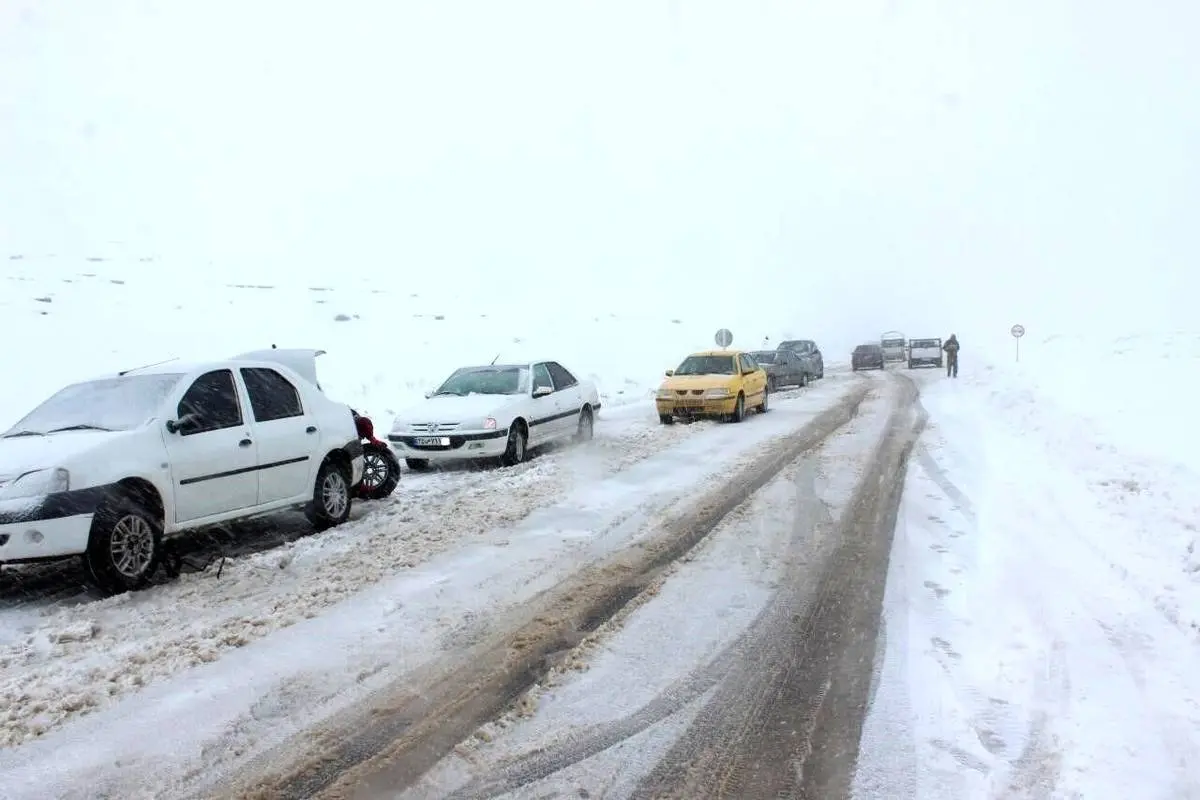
[0,468,70,501]
[703,388,731,398]
[390,417,406,434]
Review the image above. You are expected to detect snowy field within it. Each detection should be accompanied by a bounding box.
[854,333,1200,799]
[0,258,779,430]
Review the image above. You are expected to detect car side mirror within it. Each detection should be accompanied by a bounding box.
[166,412,199,435]
[664,369,674,377]
[532,385,553,398]
[424,391,433,399]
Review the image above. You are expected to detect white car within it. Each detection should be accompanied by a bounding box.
[0,349,364,595]
[387,361,601,469]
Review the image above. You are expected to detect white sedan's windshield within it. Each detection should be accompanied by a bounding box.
[433,366,530,396]
[3,373,185,437]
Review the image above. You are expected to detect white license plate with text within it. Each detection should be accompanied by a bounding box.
[414,436,451,446]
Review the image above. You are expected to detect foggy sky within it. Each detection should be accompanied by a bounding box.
[2,0,1197,358]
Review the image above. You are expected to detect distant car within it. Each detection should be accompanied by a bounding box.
[908,337,944,369]
[0,350,364,595]
[656,350,768,424]
[387,361,600,470]
[880,331,907,363]
[776,339,824,380]
[748,349,809,390]
[851,344,886,371]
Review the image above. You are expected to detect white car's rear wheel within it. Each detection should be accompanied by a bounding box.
[575,407,595,442]
[307,458,352,530]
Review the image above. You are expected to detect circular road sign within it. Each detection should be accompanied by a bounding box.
[714,328,733,348]
[1011,324,1026,338]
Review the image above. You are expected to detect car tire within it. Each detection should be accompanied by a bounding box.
[500,422,528,466]
[659,414,674,425]
[575,406,595,442]
[728,393,746,423]
[83,493,163,596]
[757,385,769,414]
[307,458,352,531]
[405,458,431,471]
[358,443,400,500]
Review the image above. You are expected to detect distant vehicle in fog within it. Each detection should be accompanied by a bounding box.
[776,340,824,381]
[748,350,810,390]
[880,331,907,363]
[907,338,945,369]
[851,344,886,371]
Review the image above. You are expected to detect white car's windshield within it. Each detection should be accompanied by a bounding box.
[3,373,185,437]
[674,355,736,376]
[433,366,530,396]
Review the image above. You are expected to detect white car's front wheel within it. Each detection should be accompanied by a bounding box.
[575,407,595,443]
[500,423,528,467]
[84,494,163,596]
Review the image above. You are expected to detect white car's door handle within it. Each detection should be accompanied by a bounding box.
[306,425,317,434]
[239,438,253,448]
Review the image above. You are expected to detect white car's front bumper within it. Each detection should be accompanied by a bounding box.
[386,428,509,462]
[0,511,93,562]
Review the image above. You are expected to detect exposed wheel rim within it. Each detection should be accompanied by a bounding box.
[322,470,349,517]
[512,429,527,461]
[109,514,155,579]
[362,451,388,489]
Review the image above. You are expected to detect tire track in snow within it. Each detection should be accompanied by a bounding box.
[416,375,923,800]
[217,384,876,800]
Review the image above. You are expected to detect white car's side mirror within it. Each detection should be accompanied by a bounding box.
[532,385,553,398]
[424,391,433,399]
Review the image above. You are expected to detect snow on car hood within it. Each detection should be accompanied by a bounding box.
[394,393,517,426]
[0,430,132,480]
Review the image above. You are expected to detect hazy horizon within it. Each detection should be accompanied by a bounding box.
[3,0,1198,355]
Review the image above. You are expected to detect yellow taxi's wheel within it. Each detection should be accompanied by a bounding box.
[728,393,746,423]
[757,385,769,414]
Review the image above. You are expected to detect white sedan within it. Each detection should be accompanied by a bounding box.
[387,361,601,469]
[0,349,363,595]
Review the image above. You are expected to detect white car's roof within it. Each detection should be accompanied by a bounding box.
[103,349,326,386]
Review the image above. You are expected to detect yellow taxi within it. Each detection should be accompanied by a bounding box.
[655,349,769,424]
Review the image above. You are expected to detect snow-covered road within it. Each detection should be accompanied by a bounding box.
[392,376,912,799]
[854,365,1200,799]
[0,371,870,800]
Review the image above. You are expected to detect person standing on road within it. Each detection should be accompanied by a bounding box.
[943,334,960,378]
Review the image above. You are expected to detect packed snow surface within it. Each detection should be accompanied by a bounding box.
[854,334,1200,799]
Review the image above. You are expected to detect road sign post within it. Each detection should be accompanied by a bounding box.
[1010,324,1025,362]
[714,328,733,349]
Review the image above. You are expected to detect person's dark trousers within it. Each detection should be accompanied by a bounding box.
[946,354,958,377]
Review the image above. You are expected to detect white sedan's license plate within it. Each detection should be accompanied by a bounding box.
[414,436,451,446]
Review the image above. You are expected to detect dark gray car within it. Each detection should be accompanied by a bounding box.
[776,339,824,381]
[748,350,809,390]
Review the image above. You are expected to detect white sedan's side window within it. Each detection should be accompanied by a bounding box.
[532,363,554,392]
[177,370,243,435]
[546,362,577,389]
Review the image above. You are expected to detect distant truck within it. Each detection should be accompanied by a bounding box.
[908,337,944,369]
[880,331,907,363]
